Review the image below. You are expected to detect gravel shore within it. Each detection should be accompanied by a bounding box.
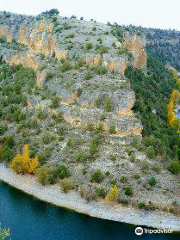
[0,164,180,231]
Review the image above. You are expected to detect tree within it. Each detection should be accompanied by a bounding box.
[167,161,180,175]
[41,9,59,15]
[10,144,39,174]
[104,185,119,204]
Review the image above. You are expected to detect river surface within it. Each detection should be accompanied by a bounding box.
[0,182,180,240]
[177,110,180,119]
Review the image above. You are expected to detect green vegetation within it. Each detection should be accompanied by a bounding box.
[125,55,180,163]
[123,186,133,196]
[90,170,104,183]
[148,177,156,186]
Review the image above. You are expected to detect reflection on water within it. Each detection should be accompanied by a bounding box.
[0,182,180,240]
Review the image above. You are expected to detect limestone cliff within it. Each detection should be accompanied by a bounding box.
[0,12,147,75]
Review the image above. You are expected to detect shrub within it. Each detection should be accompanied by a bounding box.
[132,174,140,180]
[38,154,47,165]
[60,178,75,193]
[153,164,161,173]
[76,152,90,162]
[120,175,128,183]
[56,165,70,179]
[3,135,15,148]
[84,72,92,80]
[90,170,104,183]
[103,97,113,112]
[141,160,149,171]
[167,161,180,174]
[118,198,128,205]
[36,166,56,185]
[0,124,7,136]
[42,133,52,144]
[138,202,155,211]
[61,60,72,72]
[99,113,106,121]
[146,146,155,159]
[123,186,133,196]
[172,200,178,206]
[148,177,156,186]
[109,125,116,134]
[89,133,103,155]
[74,58,84,69]
[85,43,93,50]
[95,187,107,198]
[80,188,97,202]
[0,145,12,162]
[50,96,60,108]
[94,66,107,75]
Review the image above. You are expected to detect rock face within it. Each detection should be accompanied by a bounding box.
[0,11,144,140]
[124,32,147,71]
[0,12,147,74]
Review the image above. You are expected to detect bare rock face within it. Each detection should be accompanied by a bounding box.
[124,31,147,71]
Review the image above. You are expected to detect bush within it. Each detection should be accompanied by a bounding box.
[103,98,113,112]
[146,146,155,159]
[94,66,107,75]
[56,165,70,179]
[120,175,128,183]
[132,174,140,179]
[84,72,92,80]
[80,188,97,202]
[90,170,104,183]
[76,152,90,162]
[141,160,149,171]
[60,178,75,193]
[36,166,56,185]
[123,186,133,196]
[167,161,180,175]
[0,124,7,135]
[148,177,156,186]
[109,125,116,134]
[138,202,155,211]
[42,133,52,144]
[118,198,128,205]
[95,187,107,198]
[85,43,93,50]
[50,96,60,108]
[61,60,72,72]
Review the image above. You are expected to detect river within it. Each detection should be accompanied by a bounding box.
[0,181,180,240]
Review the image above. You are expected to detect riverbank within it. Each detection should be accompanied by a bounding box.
[0,163,180,231]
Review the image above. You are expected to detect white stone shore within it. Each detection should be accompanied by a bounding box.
[0,164,180,231]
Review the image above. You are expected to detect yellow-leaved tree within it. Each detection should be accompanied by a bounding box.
[10,144,38,174]
[104,185,119,205]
